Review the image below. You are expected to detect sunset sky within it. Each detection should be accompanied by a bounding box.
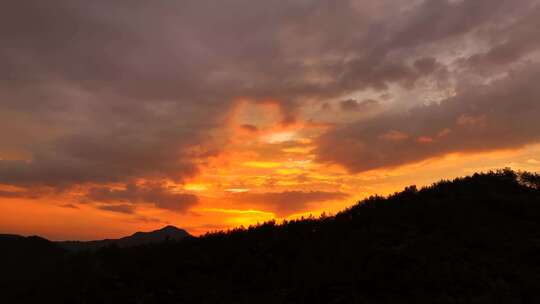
[2,0,540,240]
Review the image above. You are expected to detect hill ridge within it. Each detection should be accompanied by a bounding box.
[3,169,540,303]
[57,225,191,251]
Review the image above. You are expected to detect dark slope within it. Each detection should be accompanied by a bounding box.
[0,235,65,276]
[4,169,540,303]
[0,234,65,298]
[58,225,192,251]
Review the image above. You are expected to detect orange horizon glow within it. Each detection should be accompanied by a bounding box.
[3,1,540,243]
[2,100,540,241]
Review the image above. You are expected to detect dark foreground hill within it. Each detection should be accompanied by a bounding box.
[0,234,65,283]
[0,226,191,297]
[2,169,540,304]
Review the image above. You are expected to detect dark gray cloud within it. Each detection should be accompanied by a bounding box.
[97,204,136,215]
[59,204,79,209]
[340,99,380,112]
[0,187,55,199]
[240,124,259,133]
[462,6,540,73]
[387,0,511,49]
[228,191,348,216]
[86,183,199,213]
[0,190,27,199]
[316,63,540,172]
[312,0,540,172]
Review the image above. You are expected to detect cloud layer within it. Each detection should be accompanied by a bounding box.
[86,183,199,213]
[317,64,540,172]
[228,191,348,216]
[1,0,540,216]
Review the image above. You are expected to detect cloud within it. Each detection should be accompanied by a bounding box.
[340,99,380,112]
[386,0,511,49]
[228,190,348,216]
[97,204,136,214]
[0,190,26,199]
[134,215,167,224]
[59,204,79,209]
[379,130,409,142]
[85,183,199,213]
[316,63,540,172]
[240,124,259,133]
[1,0,540,210]
[462,6,540,73]
[0,187,54,199]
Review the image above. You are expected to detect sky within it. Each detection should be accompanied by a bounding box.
[1,0,540,240]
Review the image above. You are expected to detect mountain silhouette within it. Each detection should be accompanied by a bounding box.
[0,234,65,285]
[2,169,540,303]
[57,225,192,251]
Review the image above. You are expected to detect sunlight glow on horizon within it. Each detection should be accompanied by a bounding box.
[2,1,540,240]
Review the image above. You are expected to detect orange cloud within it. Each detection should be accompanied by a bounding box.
[380,130,409,141]
[226,190,349,216]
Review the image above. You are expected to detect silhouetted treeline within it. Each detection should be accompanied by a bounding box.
[2,169,540,303]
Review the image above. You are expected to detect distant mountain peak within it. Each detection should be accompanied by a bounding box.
[130,225,189,237]
[159,225,184,232]
[58,225,192,251]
